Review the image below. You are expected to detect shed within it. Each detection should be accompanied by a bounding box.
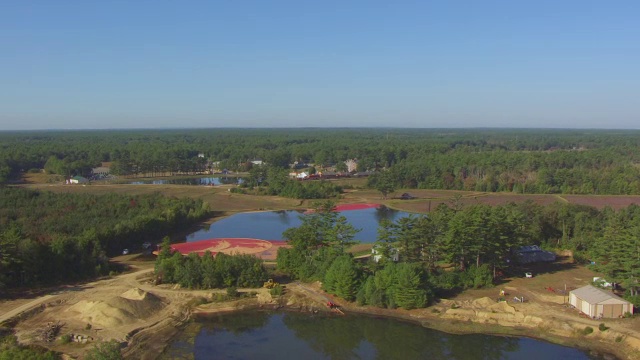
[569,285,633,318]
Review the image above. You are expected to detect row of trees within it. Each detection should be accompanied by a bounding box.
[4,128,640,194]
[277,200,640,308]
[241,166,343,199]
[0,188,209,289]
[154,238,268,289]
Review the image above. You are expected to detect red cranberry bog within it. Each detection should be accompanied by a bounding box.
[165,203,382,260]
[168,238,288,261]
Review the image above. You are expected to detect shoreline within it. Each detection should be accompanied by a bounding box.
[173,286,638,360]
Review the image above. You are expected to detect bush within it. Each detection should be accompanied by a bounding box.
[186,296,209,308]
[598,323,608,331]
[226,286,238,298]
[85,340,122,360]
[60,333,72,344]
[615,335,624,343]
[580,326,594,335]
[85,323,92,330]
[269,284,283,296]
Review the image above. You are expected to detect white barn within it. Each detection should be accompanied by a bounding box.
[569,285,633,318]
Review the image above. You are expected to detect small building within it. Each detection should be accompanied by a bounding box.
[67,176,89,184]
[569,285,634,318]
[296,172,309,180]
[91,166,110,176]
[515,245,556,264]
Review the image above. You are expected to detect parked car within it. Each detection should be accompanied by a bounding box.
[122,249,129,255]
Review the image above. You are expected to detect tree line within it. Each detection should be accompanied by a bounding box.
[154,238,268,289]
[0,188,209,290]
[4,128,640,195]
[276,201,640,309]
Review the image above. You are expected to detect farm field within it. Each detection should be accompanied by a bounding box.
[20,174,640,216]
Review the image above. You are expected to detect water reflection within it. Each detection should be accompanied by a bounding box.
[186,207,409,243]
[163,312,596,360]
[129,176,244,185]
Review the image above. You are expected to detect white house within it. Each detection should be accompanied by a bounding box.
[569,285,633,318]
[372,246,399,263]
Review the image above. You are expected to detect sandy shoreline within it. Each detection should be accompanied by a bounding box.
[3,266,638,360]
[183,283,639,360]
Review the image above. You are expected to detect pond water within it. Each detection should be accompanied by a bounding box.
[129,176,244,185]
[162,312,599,360]
[186,207,410,243]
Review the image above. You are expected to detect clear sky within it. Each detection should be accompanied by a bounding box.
[1,1,638,130]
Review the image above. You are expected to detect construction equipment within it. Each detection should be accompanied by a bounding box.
[263,279,279,289]
[326,301,344,315]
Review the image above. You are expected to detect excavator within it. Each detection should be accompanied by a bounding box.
[263,279,279,289]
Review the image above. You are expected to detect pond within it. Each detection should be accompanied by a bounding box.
[128,176,244,185]
[162,311,599,360]
[186,206,410,243]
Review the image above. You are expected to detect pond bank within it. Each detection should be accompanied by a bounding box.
[182,283,639,360]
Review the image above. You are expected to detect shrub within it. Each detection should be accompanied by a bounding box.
[60,333,72,344]
[615,335,624,343]
[598,323,608,331]
[85,323,92,330]
[186,296,209,308]
[85,340,122,360]
[269,284,283,296]
[212,293,226,302]
[226,286,238,298]
[580,326,594,335]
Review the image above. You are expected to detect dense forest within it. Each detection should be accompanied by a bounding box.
[0,188,209,290]
[3,128,640,194]
[276,201,639,310]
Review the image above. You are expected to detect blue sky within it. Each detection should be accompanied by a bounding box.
[1,1,638,130]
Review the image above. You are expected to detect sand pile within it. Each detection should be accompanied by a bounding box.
[67,288,165,328]
[471,297,496,308]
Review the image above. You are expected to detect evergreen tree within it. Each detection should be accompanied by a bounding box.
[323,255,360,301]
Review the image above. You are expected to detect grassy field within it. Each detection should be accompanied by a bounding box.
[20,173,640,216]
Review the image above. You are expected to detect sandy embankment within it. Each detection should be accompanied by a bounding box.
[188,283,640,360]
[5,271,639,360]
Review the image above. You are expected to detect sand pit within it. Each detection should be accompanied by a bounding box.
[66,288,165,328]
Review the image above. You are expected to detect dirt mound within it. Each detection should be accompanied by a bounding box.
[471,297,496,308]
[121,287,150,301]
[67,288,165,328]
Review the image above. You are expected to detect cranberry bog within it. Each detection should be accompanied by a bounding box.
[166,238,289,261]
